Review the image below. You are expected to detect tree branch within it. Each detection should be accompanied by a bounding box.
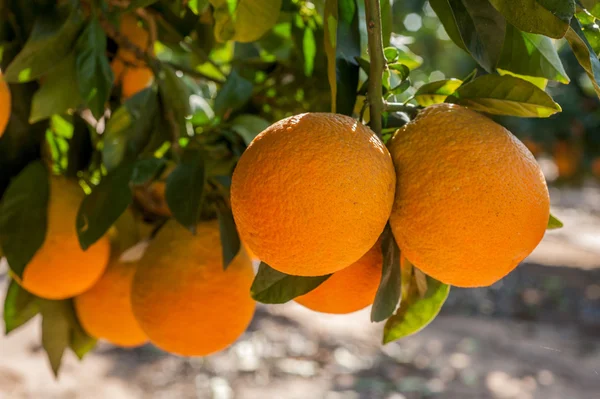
[384,101,419,118]
[365,0,386,138]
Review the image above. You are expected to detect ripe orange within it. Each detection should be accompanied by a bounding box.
[111,14,154,99]
[295,240,382,314]
[130,219,255,356]
[15,176,111,299]
[74,258,147,347]
[553,140,579,179]
[231,113,396,276]
[0,72,10,137]
[388,104,549,287]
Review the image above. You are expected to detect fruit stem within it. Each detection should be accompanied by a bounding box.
[384,101,419,118]
[364,0,386,138]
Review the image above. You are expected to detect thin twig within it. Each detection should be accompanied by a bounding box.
[384,101,419,118]
[364,0,386,138]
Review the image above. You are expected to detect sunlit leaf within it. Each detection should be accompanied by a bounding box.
[447,74,561,117]
[488,0,574,39]
[547,213,564,229]
[414,79,462,106]
[4,280,39,334]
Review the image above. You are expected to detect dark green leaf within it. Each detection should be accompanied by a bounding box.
[383,264,450,344]
[251,262,331,304]
[565,18,600,98]
[126,0,159,11]
[4,280,40,334]
[4,5,85,82]
[75,17,114,119]
[497,24,569,84]
[213,70,253,117]
[157,65,191,139]
[547,213,564,229]
[165,149,205,232]
[217,207,241,269]
[103,88,159,172]
[430,0,505,72]
[131,157,167,185]
[29,54,82,123]
[447,74,562,117]
[371,225,402,322]
[488,0,574,38]
[414,79,462,106]
[0,161,49,277]
[230,114,270,145]
[65,116,94,178]
[76,163,134,250]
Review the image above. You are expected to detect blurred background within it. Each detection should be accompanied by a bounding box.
[1,0,600,398]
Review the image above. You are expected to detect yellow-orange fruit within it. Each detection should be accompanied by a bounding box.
[295,240,382,314]
[231,113,396,276]
[388,104,549,287]
[553,140,579,178]
[16,177,111,299]
[0,72,10,137]
[116,14,151,64]
[121,66,153,99]
[75,258,147,347]
[131,220,256,356]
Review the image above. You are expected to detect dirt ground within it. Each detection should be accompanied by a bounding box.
[1,185,599,399]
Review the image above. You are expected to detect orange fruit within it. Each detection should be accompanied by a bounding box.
[553,140,579,178]
[121,66,153,99]
[231,113,396,277]
[131,219,255,356]
[110,14,154,98]
[14,176,111,299]
[295,240,382,314]
[388,104,549,287]
[0,72,10,137]
[75,258,148,347]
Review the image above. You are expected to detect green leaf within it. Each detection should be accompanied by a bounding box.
[381,0,392,46]
[0,161,49,278]
[29,54,82,123]
[324,0,360,115]
[565,18,600,98]
[230,114,270,145]
[103,88,159,172]
[429,0,505,72]
[497,69,548,89]
[38,299,96,377]
[39,300,71,377]
[217,206,241,269]
[251,262,331,304]
[414,79,463,106]
[76,163,134,250]
[210,0,282,43]
[158,65,191,139]
[488,0,574,39]
[371,225,401,323]
[131,157,167,185]
[75,17,114,120]
[581,0,600,19]
[165,149,205,232]
[547,213,564,229]
[394,44,423,70]
[497,24,569,84]
[302,27,317,77]
[383,264,450,344]
[4,5,85,82]
[447,74,562,117]
[213,70,253,117]
[4,280,40,334]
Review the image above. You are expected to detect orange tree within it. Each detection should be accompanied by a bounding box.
[0,0,594,375]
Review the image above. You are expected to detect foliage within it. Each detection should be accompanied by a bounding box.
[0,0,582,375]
